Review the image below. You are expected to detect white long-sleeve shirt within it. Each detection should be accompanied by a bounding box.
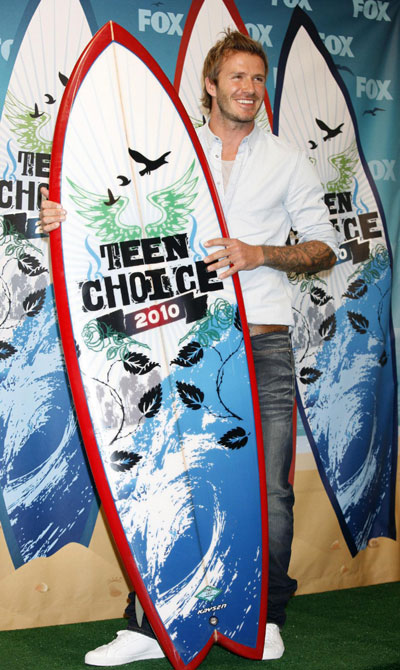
[197,122,340,326]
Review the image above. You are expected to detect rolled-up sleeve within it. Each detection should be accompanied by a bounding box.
[285,150,341,258]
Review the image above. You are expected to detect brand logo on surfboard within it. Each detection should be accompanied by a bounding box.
[195,586,222,602]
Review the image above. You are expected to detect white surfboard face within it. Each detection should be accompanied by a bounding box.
[61,40,236,367]
[275,18,396,553]
[0,0,92,337]
[1,0,92,175]
[54,25,266,667]
[0,0,97,568]
[175,0,271,131]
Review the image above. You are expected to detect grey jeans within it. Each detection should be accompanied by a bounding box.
[251,331,297,627]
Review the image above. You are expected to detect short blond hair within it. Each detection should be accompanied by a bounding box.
[201,29,269,112]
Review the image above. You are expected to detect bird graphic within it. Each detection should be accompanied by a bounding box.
[29,103,44,119]
[117,175,131,186]
[128,148,171,176]
[315,118,344,141]
[66,160,198,243]
[363,108,385,117]
[4,90,52,153]
[67,177,139,243]
[44,93,56,105]
[308,140,318,150]
[324,141,358,193]
[59,72,69,87]
[104,189,120,207]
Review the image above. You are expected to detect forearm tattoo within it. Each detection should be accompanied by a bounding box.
[262,241,336,274]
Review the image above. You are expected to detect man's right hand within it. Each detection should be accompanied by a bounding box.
[39,186,67,233]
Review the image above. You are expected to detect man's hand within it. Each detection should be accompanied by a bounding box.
[204,238,264,279]
[39,186,66,233]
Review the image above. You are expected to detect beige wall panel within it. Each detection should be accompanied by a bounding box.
[290,448,400,594]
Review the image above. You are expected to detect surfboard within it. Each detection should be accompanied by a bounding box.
[0,0,98,569]
[49,22,268,670]
[174,0,272,132]
[274,8,397,554]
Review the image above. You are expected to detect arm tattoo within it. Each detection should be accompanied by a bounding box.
[261,241,336,274]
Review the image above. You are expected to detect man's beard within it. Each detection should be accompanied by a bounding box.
[216,92,262,124]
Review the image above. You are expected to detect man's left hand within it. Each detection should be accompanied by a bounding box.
[204,238,263,279]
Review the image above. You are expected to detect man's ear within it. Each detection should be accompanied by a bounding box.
[205,76,216,98]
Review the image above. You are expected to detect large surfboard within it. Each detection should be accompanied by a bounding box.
[274,8,397,554]
[0,0,98,568]
[49,22,268,670]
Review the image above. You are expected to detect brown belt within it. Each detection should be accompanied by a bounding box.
[247,324,289,337]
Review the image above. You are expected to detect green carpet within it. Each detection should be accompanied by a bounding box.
[1,583,399,670]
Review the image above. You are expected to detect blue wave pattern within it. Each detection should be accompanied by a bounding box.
[96,321,263,662]
[0,289,99,567]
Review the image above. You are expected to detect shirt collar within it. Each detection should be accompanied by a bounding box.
[201,119,260,155]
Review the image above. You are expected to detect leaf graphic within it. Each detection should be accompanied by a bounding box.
[310,286,332,306]
[234,307,242,332]
[106,346,119,361]
[17,254,47,276]
[5,243,16,256]
[138,384,162,418]
[319,314,336,341]
[299,367,322,385]
[0,341,17,360]
[23,289,46,317]
[379,350,387,367]
[110,450,142,472]
[343,279,368,300]
[347,311,369,334]
[171,342,203,367]
[176,381,204,410]
[218,427,248,450]
[123,351,159,375]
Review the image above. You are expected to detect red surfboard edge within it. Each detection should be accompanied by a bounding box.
[173,0,273,129]
[48,21,268,669]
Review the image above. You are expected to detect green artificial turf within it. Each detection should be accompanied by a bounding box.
[0,582,399,670]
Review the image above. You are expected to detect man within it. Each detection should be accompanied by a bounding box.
[40,29,338,665]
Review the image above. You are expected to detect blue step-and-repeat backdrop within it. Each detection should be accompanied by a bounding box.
[0,0,398,576]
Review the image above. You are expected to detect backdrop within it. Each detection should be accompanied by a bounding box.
[0,0,399,630]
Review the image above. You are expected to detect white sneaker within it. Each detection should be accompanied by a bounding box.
[262,623,285,660]
[84,630,164,666]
